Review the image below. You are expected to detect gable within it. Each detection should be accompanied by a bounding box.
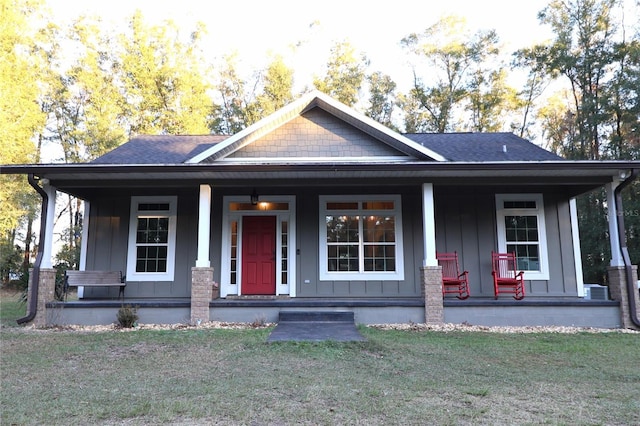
[187,90,445,163]
[227,108,408,160]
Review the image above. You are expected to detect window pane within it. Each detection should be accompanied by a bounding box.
[507,244,540,271]
[138,203,170,211]
[363,244,396,272]
[326,215,359,242]
[363,216,395,243]
[157,259,167,272]
[328,245,359,271]
[504,201,536,209]
[136,260,145,272]
[363,201,394,210]
[135,236,168,273]
[327,202,358,210]
[230,202,289,211]
[505,215,538,242]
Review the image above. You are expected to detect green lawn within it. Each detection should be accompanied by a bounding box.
[0,289,25,327]
[1,294,639,425]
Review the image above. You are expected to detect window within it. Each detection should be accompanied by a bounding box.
[319,195,404,281]
[127,196,177,281]
[495,194,549,280]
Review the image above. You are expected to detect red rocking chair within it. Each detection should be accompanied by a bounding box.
[491,251,525,300]
[436,251,470,299]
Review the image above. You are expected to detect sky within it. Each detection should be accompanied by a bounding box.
[44,0,563,92]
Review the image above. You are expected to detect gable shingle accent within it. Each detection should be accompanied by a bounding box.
[228,108,408,159]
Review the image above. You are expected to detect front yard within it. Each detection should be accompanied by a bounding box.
[1,290,639,425]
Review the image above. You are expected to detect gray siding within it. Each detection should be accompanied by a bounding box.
[434,187,578,297]
[83,196,129,299]
[295,187,421,298]
[81,185,579,300]
[84,189,199,299]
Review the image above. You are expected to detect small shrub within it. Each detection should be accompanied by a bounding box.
[117,305,139,328]
[250,315,267,328]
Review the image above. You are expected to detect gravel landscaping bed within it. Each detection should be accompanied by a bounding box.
[6,321,638,334]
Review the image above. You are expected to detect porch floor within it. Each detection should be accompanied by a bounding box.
[51,296,618,307]
[46,297,621,328]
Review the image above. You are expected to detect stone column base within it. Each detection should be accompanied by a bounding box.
[607,265,639,330]
[191,267,214,325]
[30,268,56,327]
[421,266,443,325]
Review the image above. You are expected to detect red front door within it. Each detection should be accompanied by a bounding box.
[242,216,276,295]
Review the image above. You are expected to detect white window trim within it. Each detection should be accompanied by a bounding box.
[495,193,549,281]
[126,196,177,282]
[220,195,296,297]
[319,194,405,281]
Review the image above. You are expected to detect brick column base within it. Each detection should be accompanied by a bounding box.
[27,268,56,327]
[421,266,443,325]
[607,265,639,330]
[191,267,214,325]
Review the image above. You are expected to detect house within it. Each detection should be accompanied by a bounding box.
[3,91,639,329]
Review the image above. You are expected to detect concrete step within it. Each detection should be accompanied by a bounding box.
[278,310,354,323]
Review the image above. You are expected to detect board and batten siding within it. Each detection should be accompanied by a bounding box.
[81,185,579,300]
[83,190,199,299]
[434,187,579,297]
[296,187,422,298]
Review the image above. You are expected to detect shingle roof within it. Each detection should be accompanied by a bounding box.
[92,132,563,165]
[403,132,564,161]
[91,135,227,164]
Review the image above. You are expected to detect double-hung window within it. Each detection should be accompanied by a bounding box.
[495,194,549,280]
[319,195,404,281]
[127,196,177,281]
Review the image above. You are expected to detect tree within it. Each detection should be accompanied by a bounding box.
[0,0,48,283]
[313,41,368,107]
[365,71,397,129]
[119,11,212,135]
[400,16,508,132]
[523,0,639,282]
[211,53,297,134]
[211,52,254,134]
[253,55,295,117]
[511,45,554,139]
[0,0,46,231]
[467,68,518,132]
[535,0,619,160]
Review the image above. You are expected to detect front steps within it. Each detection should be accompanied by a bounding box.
[267,310,365,342]
[277,310,355,323]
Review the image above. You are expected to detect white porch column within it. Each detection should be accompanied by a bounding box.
[40,184,57,269]
[76,200,90,298]
[606,181,624,267]
[196,184,212,268]
[422,183,437,267]
[569,198,585,296]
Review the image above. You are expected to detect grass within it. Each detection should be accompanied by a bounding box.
[0,288,25,327]
[1,295,639,425]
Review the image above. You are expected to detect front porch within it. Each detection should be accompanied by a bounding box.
[45,297,621,328]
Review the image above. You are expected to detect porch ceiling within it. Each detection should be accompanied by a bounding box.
[2,160,637,199]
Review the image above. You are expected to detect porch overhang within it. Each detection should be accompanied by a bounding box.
[2,160,637,199]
